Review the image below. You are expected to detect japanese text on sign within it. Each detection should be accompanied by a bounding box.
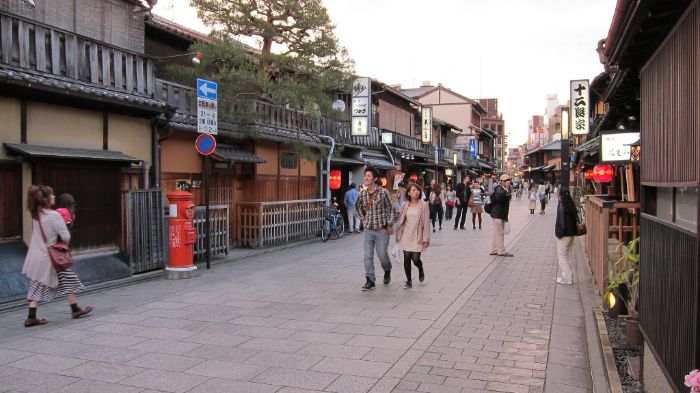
[600,131,640,162]
[570,80,589,135]
[351,77,371,136]
[421,107,432,144]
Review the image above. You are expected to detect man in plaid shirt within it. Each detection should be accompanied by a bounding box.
[354,167,396,290]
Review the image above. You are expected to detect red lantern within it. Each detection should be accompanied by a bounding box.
[584,169,594,181]
[409,173,418,183]
[593,164,614,183]
[329,169,342,190]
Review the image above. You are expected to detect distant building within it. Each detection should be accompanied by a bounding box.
[477,98,507,172]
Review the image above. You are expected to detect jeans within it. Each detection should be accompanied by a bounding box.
[454,204,468,228]
[430,204,444,228]
[491,218,506,254]
[347,206,359,231]
[445,205,454,219]
[556,236,574,280]
[363,230,392,282]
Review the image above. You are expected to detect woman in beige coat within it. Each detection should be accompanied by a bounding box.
[395,183,431,289]
[22,185,92,327]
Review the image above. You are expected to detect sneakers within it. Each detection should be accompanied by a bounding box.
[403,281,412,289]
[361,279,376,291]
[556,276,573,285]
[383,270,391,285]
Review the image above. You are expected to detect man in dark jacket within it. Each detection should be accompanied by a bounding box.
[489,174,513,256]
[453,176,471,230]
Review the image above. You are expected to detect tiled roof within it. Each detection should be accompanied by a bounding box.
[4,143,141,163]
[213,144,265,164]
[402,86,434,98]
[0,67,168,111]
[362,149,395,170]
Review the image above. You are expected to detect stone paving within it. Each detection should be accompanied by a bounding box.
[0,197,593,393]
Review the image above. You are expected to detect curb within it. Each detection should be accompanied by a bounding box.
[575,236,617,393]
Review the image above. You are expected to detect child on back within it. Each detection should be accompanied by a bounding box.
[56,193,76,227]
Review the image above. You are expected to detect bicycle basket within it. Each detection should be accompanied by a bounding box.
[323,205,339,217]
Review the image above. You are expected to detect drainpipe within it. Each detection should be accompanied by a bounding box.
[317,135,335,206]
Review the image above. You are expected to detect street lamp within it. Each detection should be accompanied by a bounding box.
[560,107,571,187]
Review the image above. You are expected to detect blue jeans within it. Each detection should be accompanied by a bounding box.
[363,230,392,282]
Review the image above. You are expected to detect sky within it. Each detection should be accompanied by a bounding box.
[152,0,617,147]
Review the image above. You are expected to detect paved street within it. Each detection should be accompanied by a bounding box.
[0,198,592,393]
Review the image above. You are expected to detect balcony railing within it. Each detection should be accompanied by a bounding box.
[0,12,155,97]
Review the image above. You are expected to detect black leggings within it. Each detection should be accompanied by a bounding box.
[472,213,482,228]
[430,204,444,228]
[403,251,423,282]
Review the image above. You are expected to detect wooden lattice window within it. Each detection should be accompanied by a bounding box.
[280,152,298,169]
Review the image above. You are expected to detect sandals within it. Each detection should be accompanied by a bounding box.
[24,318,48,328]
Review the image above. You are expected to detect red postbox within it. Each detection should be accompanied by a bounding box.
[166,190,198,278]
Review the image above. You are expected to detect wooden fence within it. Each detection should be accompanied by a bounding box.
[121,189,165,274]
[193,205,229,259]
[583,195,640,294]
[237,199,325,248]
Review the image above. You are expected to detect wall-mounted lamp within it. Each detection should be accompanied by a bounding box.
[560,107,570,140]
[155,51,203,65]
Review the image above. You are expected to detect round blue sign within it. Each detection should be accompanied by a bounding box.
[195,134,216,156]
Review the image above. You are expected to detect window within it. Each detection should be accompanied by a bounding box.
[280,152,298,169]
[644,186,697,232]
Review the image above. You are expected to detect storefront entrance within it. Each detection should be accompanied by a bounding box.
[0,163,21,241]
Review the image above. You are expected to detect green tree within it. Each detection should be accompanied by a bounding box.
[178,0,354,117]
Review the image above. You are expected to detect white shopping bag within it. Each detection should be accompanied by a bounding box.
[391,245,402,265]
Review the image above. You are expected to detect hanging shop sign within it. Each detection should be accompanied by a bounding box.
[600,130,640,163]
[570,79,589,135]
[351,77,370,136]
[381,132,393,144]
[421,107,432,144]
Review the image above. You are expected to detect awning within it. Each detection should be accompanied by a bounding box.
[575,137,600,153]
[542,164,557,172]
[331,156,365,166]
[529,165,545,171]
[4,143,141,163]
[389,146,430,159]
[212,144,265,164]
[362,150,395,170]
[477,159,496,172]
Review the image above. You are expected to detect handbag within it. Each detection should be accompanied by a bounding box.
[446,200,455,207]
[576,222,587,236]
[38,218,74,271]
[467,196,475,208]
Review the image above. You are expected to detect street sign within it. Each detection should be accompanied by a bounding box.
[197,78,218,135]
[197,79,217,100]
[195,134,216,156]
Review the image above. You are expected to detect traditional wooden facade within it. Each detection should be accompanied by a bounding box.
[596,1,698,391]
[0,0,168,300]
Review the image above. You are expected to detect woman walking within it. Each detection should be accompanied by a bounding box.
[555,188,579,285]
[429,182,444,232]
[537,181,548,214]
[470,181,485,229]
[395,183,430,289]
[444,184,456,220]
[22,185,92,327]
[528,185,538,214]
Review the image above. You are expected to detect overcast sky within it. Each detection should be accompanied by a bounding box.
[152,0,616,146]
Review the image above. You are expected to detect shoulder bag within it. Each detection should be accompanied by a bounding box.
[38,218,74,271]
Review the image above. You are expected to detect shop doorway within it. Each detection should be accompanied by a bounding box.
[0,163,22,241]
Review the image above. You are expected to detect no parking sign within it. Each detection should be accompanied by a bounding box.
[195,134,216,156]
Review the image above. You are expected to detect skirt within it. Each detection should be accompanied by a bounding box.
[27,269,84,302]
[471,205,484,214]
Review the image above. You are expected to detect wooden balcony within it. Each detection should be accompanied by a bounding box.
[0,12,155,97]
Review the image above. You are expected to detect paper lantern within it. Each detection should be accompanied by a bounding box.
[329,169,342,190]
[409,173,418,183]
[593,164,614,183]
[584,169,594,180]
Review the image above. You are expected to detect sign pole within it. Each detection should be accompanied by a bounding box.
[204,155,211,270]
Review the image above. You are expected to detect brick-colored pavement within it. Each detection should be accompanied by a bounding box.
[0,196,592,393]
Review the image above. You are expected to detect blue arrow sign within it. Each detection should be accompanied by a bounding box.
[197,79,217,100]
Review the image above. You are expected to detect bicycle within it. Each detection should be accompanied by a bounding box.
[515,188,523,200]
[321,204,345,242]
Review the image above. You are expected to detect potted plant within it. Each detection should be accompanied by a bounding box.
[604,237,641,345]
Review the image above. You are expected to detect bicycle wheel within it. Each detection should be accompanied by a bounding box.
[334,215,345,237]
[321,218,331,242]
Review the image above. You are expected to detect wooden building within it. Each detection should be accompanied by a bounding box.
[596,1,699,391]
